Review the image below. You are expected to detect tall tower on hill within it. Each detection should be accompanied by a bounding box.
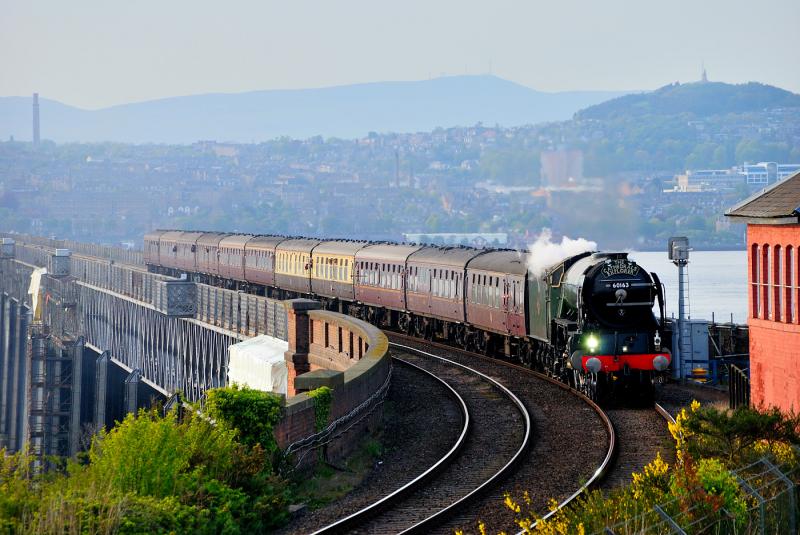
[32,93,40,145]
[701,62,708,83]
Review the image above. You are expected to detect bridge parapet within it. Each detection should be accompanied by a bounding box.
[1,233,143,266]
[276,301,390,466]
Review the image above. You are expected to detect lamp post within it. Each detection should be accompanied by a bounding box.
[668,237,690,380]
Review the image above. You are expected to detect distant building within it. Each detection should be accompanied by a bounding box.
[741,162,800,185]
[540,148,583,188]
[725,172,800,413]
[675,168,744,192]
[675,163,800,191]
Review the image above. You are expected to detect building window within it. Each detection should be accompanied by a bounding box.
[773,245,782,321]
[776,245,784,322]
[762,245,770,320]
[751,244,760,319]
[786,245,795,324]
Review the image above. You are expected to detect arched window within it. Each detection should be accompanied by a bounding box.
[775,245,783,322]
[762,245,770,320]
[751,243,760,318]
[786,245,795,324]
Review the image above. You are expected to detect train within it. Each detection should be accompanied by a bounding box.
[144,230,672,403]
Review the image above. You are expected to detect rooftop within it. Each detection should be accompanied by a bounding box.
[725,171,800,223]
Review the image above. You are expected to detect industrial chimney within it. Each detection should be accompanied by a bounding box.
[32,93,40,145]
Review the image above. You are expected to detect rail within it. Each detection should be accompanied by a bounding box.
[310,354,471,534]
[313,342,532,533]
[519,401,675,534]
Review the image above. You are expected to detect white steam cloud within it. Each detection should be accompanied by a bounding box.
[527,229,597,277]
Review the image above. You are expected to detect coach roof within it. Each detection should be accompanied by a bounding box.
[356,243,423,263]
[467,249,528,275]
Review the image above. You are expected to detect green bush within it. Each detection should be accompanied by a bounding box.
[0,407,292,533]
[494,404,799,535]
[308,386,333,432]
[205,384,284,453]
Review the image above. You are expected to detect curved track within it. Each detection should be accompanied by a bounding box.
[598,403,676,491]
[385,335,614,534]
[312,343,532,534]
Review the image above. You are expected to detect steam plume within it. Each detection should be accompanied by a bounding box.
[527,229,597,277]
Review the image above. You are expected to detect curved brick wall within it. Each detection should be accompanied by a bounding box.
[273,301,390,464]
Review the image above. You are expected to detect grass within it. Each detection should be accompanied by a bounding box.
[292,427,385,509]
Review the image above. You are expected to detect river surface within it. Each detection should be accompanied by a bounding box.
[628,250,747,324]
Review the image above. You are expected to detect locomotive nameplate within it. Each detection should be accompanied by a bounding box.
[601,259,640,278]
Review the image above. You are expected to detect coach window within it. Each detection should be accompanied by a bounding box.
[470,274,475,302]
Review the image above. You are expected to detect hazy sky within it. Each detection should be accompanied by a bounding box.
[2,0,798,109]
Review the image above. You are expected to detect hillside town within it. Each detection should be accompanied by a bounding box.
[1,102,798,250]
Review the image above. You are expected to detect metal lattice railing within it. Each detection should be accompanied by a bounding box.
[598,456,797,535]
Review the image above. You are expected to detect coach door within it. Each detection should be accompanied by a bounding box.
[501,277,511,330]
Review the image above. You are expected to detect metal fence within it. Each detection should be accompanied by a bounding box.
[599,456,797,535]
[2,233,144,266]
[729,364,751,410]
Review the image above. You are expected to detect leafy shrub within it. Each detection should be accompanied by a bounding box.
[0,407,292,533]
[308,386,333,432]
[205,384,284,453]
[675,403,800,467]
[491,402,799,535]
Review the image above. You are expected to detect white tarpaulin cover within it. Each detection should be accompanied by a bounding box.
[228,335,288,395]
[28,267,47,321]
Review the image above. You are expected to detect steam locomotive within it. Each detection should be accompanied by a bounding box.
[144,230,671,403]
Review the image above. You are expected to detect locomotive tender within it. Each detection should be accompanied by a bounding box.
[144,230,671,403]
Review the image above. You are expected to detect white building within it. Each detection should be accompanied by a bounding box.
[741,162,800,185]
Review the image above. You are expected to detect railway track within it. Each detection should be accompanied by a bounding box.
[312,343,531,534]
[598,402,676,491]
[385,335,678,534]
[381,336,614,534]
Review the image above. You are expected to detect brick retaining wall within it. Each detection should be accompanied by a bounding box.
[273,301,389,466]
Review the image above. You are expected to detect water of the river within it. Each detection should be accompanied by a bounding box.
[629,250,748,324]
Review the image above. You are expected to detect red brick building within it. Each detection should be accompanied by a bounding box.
[726,172,800,413]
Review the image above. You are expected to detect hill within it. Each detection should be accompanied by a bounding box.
[576,81,800,120]
[0,76,629,144]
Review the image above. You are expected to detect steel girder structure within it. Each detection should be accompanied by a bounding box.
[78,283,242,401]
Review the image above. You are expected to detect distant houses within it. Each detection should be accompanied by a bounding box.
[674,162,800,193]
